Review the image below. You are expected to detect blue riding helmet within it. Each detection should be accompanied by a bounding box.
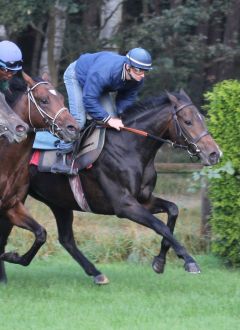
[126,48,152,70]
[0,40,23,71]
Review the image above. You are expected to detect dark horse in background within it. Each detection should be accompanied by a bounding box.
[0,72,80,283]
[0,92,28,143]
[0,89,221,284]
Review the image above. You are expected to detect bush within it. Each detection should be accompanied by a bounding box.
[204,80,240,266]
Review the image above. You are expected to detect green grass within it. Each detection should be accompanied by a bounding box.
[0,254,239,330]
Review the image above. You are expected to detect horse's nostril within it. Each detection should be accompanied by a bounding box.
[209,152,218,163]
[16,125,27,133]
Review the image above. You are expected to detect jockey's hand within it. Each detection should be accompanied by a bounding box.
[107,118,124,131]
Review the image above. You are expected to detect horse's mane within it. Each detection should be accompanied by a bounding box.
[121,92,187,121]
[5,75,42,107]
[4,76,26,107]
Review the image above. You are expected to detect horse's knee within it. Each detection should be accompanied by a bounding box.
[168,203,179,218]
[36,228,47,245]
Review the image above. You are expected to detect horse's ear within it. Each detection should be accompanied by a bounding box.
[41,72,51,83]
[22,71,35,87]
[166,91,178,107]
[179,88,191,101]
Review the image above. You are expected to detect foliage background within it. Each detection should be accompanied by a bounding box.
[0,0,240,106]
[204,80,240,266]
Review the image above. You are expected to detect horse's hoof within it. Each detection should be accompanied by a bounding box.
[0,251,20,263]
[152,256,165,274]
[184,262,201,274]
[0,252,28,266]
[0,277,7,285]
[93,274,110,285]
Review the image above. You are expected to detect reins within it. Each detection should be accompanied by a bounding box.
[121,126,188,150]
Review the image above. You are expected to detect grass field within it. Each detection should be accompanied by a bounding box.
[1,172,239,330]
[0,254,239,330]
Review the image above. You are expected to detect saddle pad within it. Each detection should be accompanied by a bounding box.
[31,127,106,173]
[38,150,58,172]
[73,127,105,171]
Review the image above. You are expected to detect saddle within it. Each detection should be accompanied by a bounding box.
[30,122,106,213]
[35,122,106,173]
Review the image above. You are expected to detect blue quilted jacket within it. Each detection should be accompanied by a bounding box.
[75,51,143,122]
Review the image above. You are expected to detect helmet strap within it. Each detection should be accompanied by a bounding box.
[126,65,137,81]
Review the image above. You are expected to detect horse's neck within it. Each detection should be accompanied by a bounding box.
[0,95,35,173]
[12,94,29,124]
[120,107,171,165]
[126,106,171,136]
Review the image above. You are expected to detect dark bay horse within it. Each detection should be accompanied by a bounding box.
[0,90,221,284]
[0,92,28,143]
[0,72,80,282]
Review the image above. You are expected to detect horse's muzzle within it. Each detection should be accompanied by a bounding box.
[57,125,80,142]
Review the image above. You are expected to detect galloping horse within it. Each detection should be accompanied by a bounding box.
[0,90,221,284]
[0,72,79,282]
[0,92,28,143]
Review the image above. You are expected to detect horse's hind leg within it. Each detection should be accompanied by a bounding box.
[0,219,13,283]
[144,196,179,274]
[0,202,47,266]
[50,206,109,285]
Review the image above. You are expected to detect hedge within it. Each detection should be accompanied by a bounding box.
[204,80,240,266]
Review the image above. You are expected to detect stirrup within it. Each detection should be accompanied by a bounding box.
[51,153,78,175]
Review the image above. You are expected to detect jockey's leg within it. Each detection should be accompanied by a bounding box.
[52,62,84,175]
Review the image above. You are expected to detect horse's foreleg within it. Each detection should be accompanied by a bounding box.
[0,218,13,283]
[50,206,109,285]
[144,196,179,274]
[0,202,46,266]
[115,196,200,274]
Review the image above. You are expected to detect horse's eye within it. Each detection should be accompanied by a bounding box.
[40,98,48,105]
[184,120,192,126]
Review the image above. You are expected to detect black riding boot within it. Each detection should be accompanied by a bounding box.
[51,150,78,175]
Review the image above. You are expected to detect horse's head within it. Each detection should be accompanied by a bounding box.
[166,89,222,166]
[0,92,28,143]
[21,72,80,142]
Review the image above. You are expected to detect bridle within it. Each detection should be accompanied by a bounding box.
[121,101,209,159]
[26,81,68,137]
[171,102,210,157]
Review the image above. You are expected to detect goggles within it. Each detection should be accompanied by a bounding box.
[0,60,23,71]
[131,66,149,75]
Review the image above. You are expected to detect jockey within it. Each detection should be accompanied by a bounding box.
[0,40,23,93]
[52,47,152,175]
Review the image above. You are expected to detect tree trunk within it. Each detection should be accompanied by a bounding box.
[204,4,225,89]
[219,0,240,79]
[99,0,123,52]
[30,22,45,77]
[152,0,161,15]
[39,1,67,86]
[170,0,183,7]
[82,0,99,28]
[0,25,7,39]
[142,0,149,20]
[189,0,210,106]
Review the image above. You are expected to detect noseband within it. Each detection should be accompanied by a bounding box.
[27,81,68,137]
[172,102,209,157]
